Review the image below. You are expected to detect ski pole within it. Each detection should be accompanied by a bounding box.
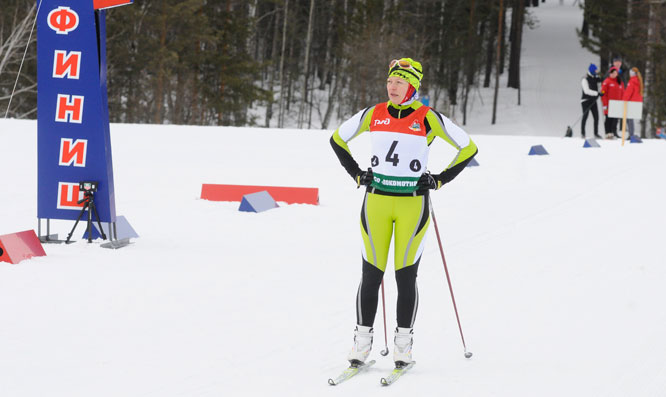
[379,279,389,356]
[429,199,473,359]
[567,97,598,131]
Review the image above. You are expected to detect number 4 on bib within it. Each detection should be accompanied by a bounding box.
[385,140,400,166]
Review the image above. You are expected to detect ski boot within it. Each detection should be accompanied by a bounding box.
[347,325,373,365]
[393,327,414,366]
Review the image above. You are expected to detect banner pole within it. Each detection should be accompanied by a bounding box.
[622,101,628,146]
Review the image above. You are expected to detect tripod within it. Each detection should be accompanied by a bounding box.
[65,190,107,243]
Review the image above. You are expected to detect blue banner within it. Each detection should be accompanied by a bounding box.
[37,1,116,222]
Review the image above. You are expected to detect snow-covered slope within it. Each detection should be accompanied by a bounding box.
[2,3,665,397]
[464,1,599,137]
[2,117,666,397]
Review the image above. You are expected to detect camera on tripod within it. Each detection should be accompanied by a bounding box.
[66,180,107,243]
[79,181,98,193]
[77,181,99,205]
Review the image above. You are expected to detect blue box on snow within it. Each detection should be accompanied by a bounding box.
[528,145,549,155]
[583,139,600,148]
[239,191,279,213]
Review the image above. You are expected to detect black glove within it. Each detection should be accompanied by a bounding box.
[356,168,374,188]
[599,92,604,97]
[417,172,440,190]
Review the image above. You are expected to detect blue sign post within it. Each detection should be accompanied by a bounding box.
[37,0,132,241]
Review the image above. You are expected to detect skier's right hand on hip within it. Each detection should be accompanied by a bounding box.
[356,168,373,188]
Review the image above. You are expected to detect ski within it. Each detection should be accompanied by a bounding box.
[380,361,415,386]
[328,360,376,385]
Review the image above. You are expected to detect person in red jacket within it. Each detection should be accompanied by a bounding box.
[601,67,625,139]
[622,67,644,139]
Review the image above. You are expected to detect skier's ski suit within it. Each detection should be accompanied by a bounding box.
[331,100,477,328]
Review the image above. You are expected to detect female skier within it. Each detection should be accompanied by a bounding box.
[330,58,478,368]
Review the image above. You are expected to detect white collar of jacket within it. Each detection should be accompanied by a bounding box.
[399,90,419,106]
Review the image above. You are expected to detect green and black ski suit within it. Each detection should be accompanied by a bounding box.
[330,100,478,328]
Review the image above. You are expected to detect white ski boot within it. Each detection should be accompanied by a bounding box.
[393,327,414,365]
[347,325,373,364]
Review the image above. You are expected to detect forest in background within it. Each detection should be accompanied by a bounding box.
[0,0,665,136]
[0,0,536,129]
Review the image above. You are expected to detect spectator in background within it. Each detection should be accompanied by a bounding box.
[622,67,644,139]
[601,66,624,139]
[580,63,601,139]
[606,56,626,85]
[657,126,666,139]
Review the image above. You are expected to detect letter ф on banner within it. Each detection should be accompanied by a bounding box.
[37,1,132,224]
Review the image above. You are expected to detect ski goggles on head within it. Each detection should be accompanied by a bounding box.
[389,59,422,75]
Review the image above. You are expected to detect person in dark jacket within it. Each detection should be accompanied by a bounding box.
[605,56,626,86]
[580,63,601,139]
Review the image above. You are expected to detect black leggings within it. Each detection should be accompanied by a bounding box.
[604,115,619,135]
[581,100,598,136]
[355,259,420,329]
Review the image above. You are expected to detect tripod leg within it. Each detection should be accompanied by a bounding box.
[106,222,114,242]
[87,201,93,243]
[66,203,89,243]
[91,202,107,240]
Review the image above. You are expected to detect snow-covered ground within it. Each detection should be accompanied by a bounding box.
[2,2,665,397]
